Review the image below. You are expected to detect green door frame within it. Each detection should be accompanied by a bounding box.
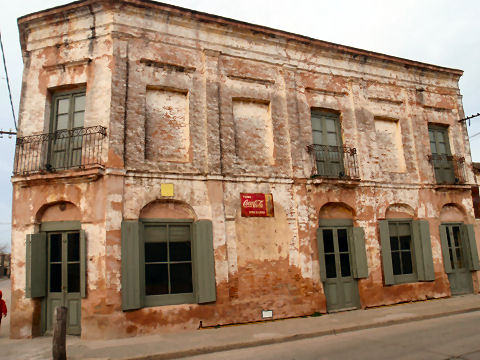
[318,224,360,312]
[40,221,83,335]
[440,222,474,295]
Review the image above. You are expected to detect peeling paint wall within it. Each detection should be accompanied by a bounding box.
[145,88,190,163]
[11,0,478,340]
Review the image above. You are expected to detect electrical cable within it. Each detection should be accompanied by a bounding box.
[0,31,17,131]
[469,131,480,140]
[459,113,480,123]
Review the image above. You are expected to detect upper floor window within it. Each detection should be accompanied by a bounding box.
[48,90,86,170]
[310,111,343,177]
[14,87,106,176]
[428,125,454,183]
[308,111,359,179]
[428,125,466,184]
[52,91,86,132]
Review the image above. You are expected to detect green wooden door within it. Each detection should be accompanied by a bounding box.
[319,227,360,312]
[428,126,454,184]
[46,231,82,335]
[311,111,344,177]
[49,92,85,169]
[440,224,473,295]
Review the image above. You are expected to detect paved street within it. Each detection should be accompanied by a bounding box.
[186,311,480,360]
[1,292,480,360]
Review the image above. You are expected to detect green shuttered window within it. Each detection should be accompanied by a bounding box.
[440,223,480,272]
[316,225,368,282]
[25,225,86,299]
[121,219,216,310]
[379,219,435,285]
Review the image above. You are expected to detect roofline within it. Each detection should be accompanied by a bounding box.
[18,0,464,77]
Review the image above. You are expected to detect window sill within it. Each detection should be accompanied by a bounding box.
[307,176,361,187]
[390,273,418,285]
[12,165,104,187]
[432,183,472,191]
[144,293,195,307]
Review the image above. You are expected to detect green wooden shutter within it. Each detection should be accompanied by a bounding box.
[25,234,31,298]
[121,221,145,310]
[411,221,425,281]
[439,225,453,274]
[413,220,435,281]
[352,227,368,279]
[316,228,327,281]
[80,229,87,298]
[193,220,216,304]
[26,233,47,298]
[379,220,394,285]
[461,224,480,271]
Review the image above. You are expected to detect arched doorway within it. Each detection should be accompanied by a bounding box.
[317,203,367,312]
[34,201,83,335]
[439,203,475,295]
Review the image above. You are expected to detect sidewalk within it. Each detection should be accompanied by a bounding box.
[1,294,480,360]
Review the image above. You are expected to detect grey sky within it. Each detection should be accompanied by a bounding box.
[0,0,479,251]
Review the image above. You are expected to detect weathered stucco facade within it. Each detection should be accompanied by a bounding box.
[11,0,480,339]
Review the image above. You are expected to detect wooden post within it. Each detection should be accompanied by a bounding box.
[52,306,67,360]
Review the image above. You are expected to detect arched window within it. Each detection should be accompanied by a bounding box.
[379,204,434,285]
[121,201,216,310]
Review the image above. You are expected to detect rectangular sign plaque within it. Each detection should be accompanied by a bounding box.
[240,193,274,217]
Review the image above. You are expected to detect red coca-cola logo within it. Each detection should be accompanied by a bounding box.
[242,199,264,208]
[240,193,274,217]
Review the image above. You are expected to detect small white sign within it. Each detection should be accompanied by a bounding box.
[262,310,273,319]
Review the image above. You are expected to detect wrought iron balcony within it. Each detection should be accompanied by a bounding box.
[427,154,466,185]
[14,126,107,176]
[307,144,359,179]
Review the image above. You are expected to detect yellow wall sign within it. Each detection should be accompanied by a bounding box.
[161,183,174,197]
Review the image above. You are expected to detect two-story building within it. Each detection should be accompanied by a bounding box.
[11,0,479,339]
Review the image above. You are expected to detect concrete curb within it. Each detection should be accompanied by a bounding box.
[124,305,480,360]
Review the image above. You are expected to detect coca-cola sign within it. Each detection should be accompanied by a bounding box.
[240,193,274,217]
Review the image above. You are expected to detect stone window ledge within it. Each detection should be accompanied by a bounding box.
[12,165,104,187]
[432,184,472,192]
[307,177,361,187]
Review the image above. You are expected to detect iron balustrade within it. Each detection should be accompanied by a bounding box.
[14,126,107,175]
[307,144,359,179]
[427,154,466,184]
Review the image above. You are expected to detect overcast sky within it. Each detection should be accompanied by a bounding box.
[0,0,479,251]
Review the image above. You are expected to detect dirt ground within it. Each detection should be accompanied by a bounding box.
[0,277,10,338]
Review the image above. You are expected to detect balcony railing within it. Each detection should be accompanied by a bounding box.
[14,126,107,176]
[427,154,466,185]
[307,144,359,179]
